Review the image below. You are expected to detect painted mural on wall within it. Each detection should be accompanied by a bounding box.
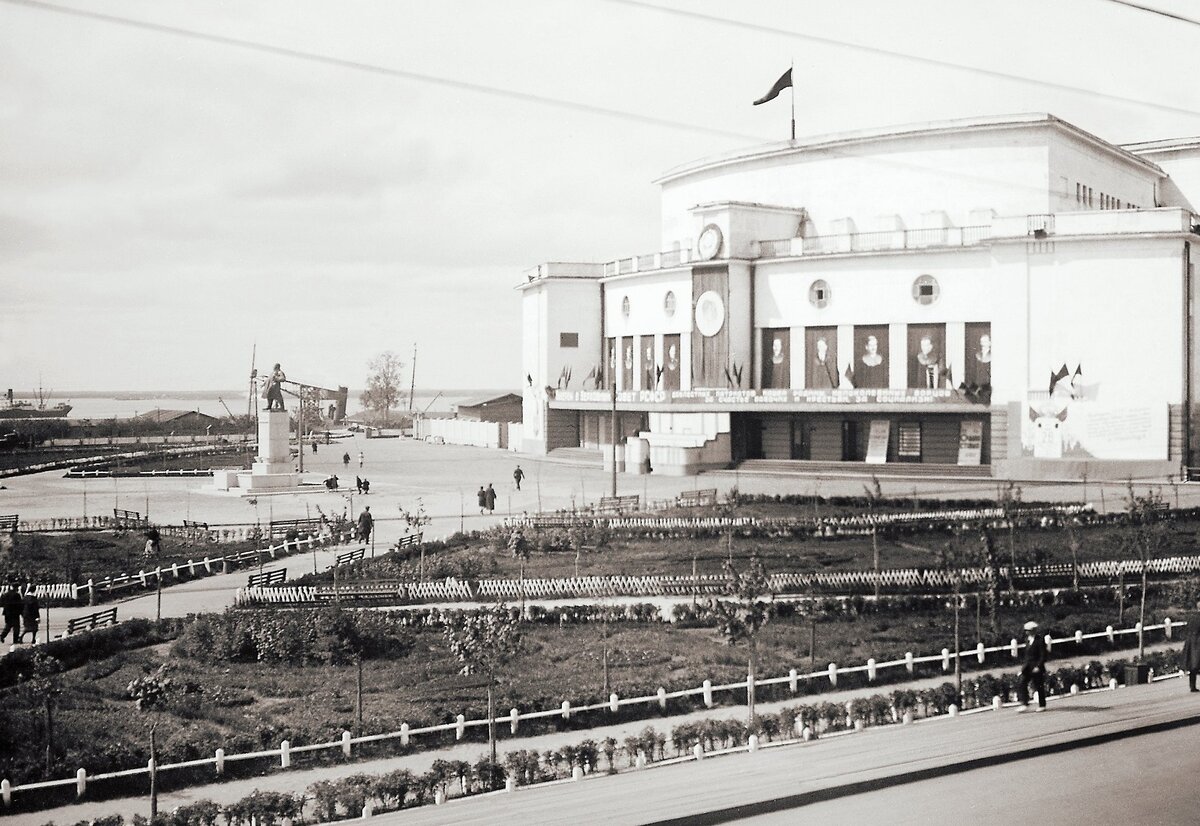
[1020,364,1167,460]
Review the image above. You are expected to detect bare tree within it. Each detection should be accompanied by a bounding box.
[359,351,404,423]
[712,555,774,728]
[444,605,522,786]
[1119,484,1172,660]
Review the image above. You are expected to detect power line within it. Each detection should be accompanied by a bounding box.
[1098,0,1200,27]
[605,0,1200,121]
[0,0,767,143]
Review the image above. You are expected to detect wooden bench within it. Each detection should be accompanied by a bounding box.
[0,514,17,534]
[335,548,366,566]
[66,606,118,635]
[112,508,148,529]
[247,568,287,588]
[268,518,324,540]
[183,519,209,530]
[678,489,718,508]
[597,494,640,515]
[394,533,423,550]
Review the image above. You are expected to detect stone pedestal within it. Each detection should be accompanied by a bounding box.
[233,410,300,492]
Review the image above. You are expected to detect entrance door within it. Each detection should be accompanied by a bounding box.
[731,413,764,461]
[841,420,864,461]
[790,418,811,459]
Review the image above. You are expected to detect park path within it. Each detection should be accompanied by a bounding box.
[6,639,1182,826]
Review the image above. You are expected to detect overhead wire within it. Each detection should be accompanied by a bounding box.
[605,0,1200,121]
[1097,0,1200,27]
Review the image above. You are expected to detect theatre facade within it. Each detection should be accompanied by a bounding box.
[519,114,1200,479]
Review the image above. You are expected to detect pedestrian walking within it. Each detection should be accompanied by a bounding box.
[1016,620,1048,712]
[0,581,22,645]
[357,506,374,543]
[1182,599,1200,692]
[361,478,370,495]
[477,485,487,515]
[485,483,496,514]
[311,436,318,454]
[355,476,363,494]
[342,451,351,468]
[20,585,40,644]
[358,450,365,468]
[513,465,524,491]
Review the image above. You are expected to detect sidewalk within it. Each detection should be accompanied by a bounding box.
[6,641,1182,825]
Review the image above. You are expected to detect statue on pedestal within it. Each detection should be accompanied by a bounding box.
[263,363,287,411]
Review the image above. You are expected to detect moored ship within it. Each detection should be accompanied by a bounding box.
[2,388,72,418]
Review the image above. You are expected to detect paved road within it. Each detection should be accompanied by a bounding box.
[374,676,1200,826]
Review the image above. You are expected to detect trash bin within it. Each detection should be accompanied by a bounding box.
[1124,663,1150,685]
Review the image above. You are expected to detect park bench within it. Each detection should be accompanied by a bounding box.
[66,606,118,635]
[0,514,17,534]
[677,488,718,508]
[182,519,209,530]
[268,518,324,540]
[112,509,148,529]
[247,569,287,588]
[395,533,423,550]
[335,548,366,566]
[597,494,640,515]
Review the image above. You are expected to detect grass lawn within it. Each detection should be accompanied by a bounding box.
[0,591,1183,787]
[323,514,1200,583]
[1,530,263,584]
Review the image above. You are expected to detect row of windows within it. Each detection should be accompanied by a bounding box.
[1075,182,1138,210]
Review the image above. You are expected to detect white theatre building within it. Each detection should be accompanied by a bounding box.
[518,114,1200,480]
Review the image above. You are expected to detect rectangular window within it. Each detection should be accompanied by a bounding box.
[1076,182,1081,203]
[898,422,922,460]
[559,332,579,348]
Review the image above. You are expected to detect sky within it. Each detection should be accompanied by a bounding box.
[1,0,1198,393]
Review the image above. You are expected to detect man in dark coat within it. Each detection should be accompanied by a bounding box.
[477,486,487,515]
[1017,620,1048,712]
[0,581,22,644]
[485,483,496,514]
[357,506,373,543]
[20,585,40,644]
[1182,600,1200,692]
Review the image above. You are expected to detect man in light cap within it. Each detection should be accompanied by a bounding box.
[1017,620,1048,712]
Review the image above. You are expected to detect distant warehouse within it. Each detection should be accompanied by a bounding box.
[415,393,522,449]
[518,113,1200,480]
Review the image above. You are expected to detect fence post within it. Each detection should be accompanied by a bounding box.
[702,680,713,707]
[361,804,373,818]
[941,648,950,671]
[657,687,667,710]
[400,723,410,746]
[976,643,985,665]
[609,693,619,713]
[510,708,520,734]
[1107,625,1115,644]
[1,779,10,807]
[456,714,466,740]
[1165,617,1173,640]
[867,658,876,682]
[748,734,759,753]
[87,579,96,606]
[76,768,86,798]
[992,696,1002,711]
[692,744,704,761]
[342,730,352,757]
[905,651,914,673]
[828,663,838,686]
[789,668,798,693]
[1044,634,1053,652]
[1010,638,1019,658]
[1075,629,1084,645]
[280,740,290,768]
[561,700,571,720]
[215,748,224,775]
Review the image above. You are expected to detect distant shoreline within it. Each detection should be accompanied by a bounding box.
[6,387,515,399]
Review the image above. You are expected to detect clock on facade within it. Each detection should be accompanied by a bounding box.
[698,224,723,260]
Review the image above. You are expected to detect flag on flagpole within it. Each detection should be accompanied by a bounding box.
[753,68,793,105]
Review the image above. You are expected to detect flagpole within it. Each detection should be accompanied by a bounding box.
[790,61,795,141]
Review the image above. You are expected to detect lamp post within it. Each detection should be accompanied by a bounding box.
[610,383,617,498]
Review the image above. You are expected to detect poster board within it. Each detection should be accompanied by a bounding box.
[957,420,983,465]
[865,419,890,464]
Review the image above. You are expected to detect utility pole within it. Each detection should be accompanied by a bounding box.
[297,392,304,474]
[610,382,618,497]
[408,342,418,412]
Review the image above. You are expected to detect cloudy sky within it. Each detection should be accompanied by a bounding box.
[2,0,1198,393]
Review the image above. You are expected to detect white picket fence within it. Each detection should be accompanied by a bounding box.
[0,616,1183,808]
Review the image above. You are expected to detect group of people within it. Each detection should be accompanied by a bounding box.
[0,580,40,645]
[354,476,371,494]
[342,451,364,469]
[477,483,496,514]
